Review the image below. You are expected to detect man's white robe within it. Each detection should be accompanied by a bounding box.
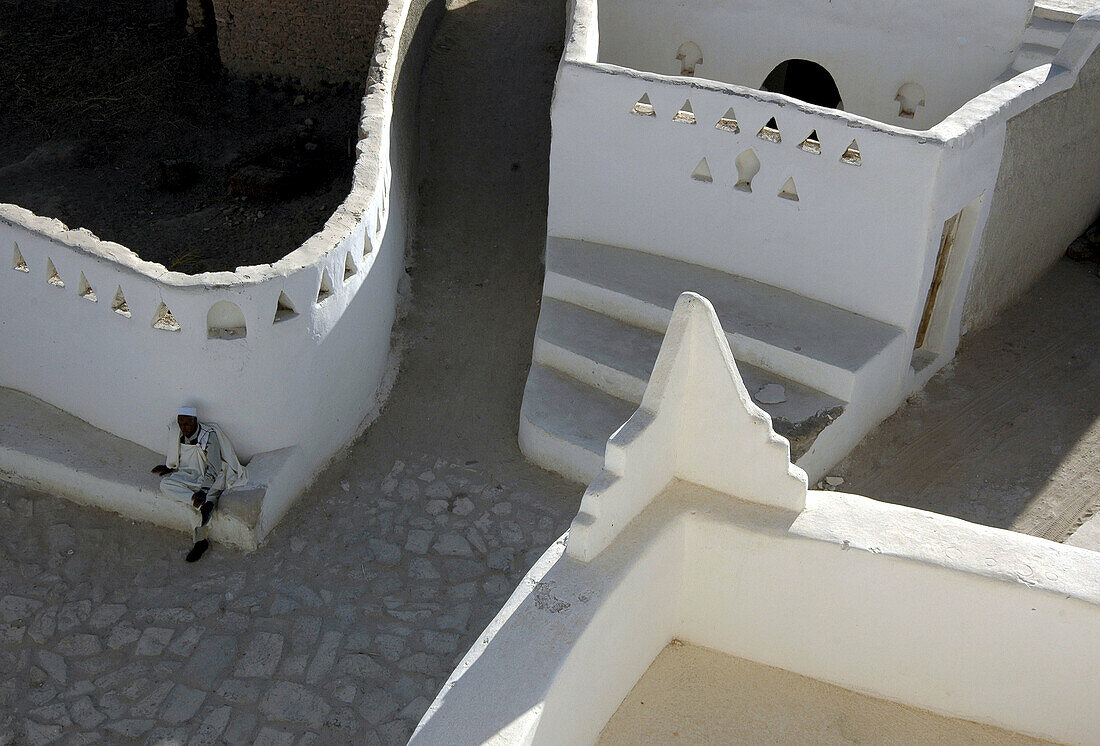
[160,422,247,540]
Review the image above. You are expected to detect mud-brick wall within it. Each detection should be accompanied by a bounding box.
[192,0,387,84]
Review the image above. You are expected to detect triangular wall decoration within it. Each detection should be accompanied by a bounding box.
[798,130,822,154]
[672,99,697,124]
[12,244,29,272]
[757,117,781,143]
[46,258,64,288]
[316,269,334,304]
[111,286,131,317]
[691,157,713,183]
[778,176,799,201]
[841,139,862,166]
[274,291,298,323]
[631,93,656,117]
[344,252,357,282]
[152,301,181,332]
[715,107,739,133]
[78,273,97,302]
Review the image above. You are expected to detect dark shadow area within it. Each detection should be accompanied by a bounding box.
[0,0,365,273]
[762,59,843,109]
[837,258,1100,542]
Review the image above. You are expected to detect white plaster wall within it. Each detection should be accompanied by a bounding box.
[0,0,443,530]
[681,490,1100,744]
[415,485,1100,746]
[962,20,1100,333]
[547,63,945,329]
[594,0,1033,128]
[419,292,1100,745]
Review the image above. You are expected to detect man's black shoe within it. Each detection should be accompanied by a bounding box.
[186,539,210,562]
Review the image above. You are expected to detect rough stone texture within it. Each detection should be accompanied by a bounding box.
[962,44,1100,334]
[202,0,388,84]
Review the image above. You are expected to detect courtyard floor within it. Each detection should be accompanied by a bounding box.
[1,0,1097,744]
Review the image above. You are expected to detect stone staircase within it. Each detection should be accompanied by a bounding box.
[520,238,907,484]
[1009,10,1076,74]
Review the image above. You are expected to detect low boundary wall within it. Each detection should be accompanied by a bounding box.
[0,0,446,542]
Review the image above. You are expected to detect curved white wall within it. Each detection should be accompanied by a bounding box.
[0,0,444,502]
[594,0,1034,128]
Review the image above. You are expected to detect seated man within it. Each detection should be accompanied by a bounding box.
[151,406,247,562]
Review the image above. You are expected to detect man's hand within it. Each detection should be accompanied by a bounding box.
[191,490,207,509]
[151,465,174,476]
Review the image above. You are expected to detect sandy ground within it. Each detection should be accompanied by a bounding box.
[834,258,1100,543]
[597,642,1052,745]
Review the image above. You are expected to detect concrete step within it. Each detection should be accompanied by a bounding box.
[533,297,846,421]
[519,364,638,485]
[543,237,904,401]
[1012,41,1061,72]
[0,386,295,551]
[1022,16,1074,48]
[522,301,848,484]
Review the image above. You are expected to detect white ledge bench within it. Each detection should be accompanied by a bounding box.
[0,387,297,551]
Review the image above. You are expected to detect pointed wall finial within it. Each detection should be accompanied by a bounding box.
[568,292,808,561]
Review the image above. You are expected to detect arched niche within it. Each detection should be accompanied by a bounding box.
[207,300,247,340]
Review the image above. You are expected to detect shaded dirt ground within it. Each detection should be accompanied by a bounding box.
[0,0,362,273]
[835,258,1100,543]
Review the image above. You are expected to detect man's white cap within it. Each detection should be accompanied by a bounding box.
[177,406,198,418]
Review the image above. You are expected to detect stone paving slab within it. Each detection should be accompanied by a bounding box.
[0,453,575,745]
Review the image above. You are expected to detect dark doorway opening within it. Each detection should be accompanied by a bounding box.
[761,59,843,109]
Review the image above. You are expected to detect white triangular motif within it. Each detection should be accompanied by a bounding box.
[274,291,298,323]
[568,293,808,561]
[344,252,357,282]
[111,286,131,317]
[152,302,181,332]
[630,93,656,117]
[317,269,334,304]
[46,258,64,288]
[691,157,713,183]
[78,273,97,302]
[841,139,862,166]
[757,117,781,143]
[778,177,799,201]
[672,99,696,124]
[12,244,29,272]
[715,107,739,132]
[798,130,822,154]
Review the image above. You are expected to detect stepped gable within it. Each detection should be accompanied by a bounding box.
[569,292,807,561]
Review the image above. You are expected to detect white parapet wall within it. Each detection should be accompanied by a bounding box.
[520,0,1100,489]
[593,0,1034,128]
[416,294,1100,745]
[551,1,1100,349]
[0,0,446,544]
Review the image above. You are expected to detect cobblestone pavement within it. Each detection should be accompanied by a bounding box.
[1,454,576,745]
[1,0,575,743]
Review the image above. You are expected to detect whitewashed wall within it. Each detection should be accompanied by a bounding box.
[0,0,444,526]
[414,294,1100,746]
[550,1,1100,351]
[594,0,1033,128]
[962,14,1100,333]
[547,63,948,330]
